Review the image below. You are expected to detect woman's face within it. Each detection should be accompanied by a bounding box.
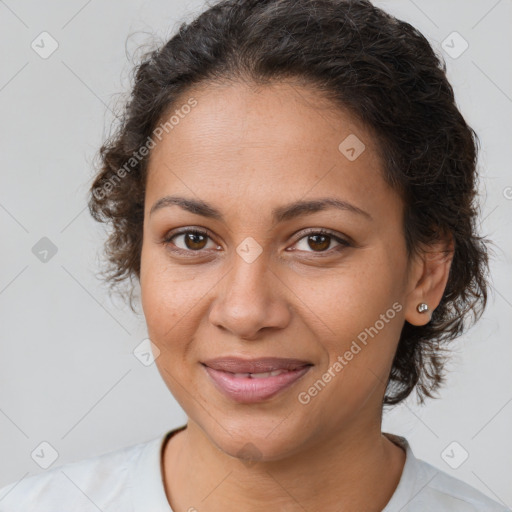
[140,81,422,460]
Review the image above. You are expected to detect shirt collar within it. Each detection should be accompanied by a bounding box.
[129,427,429,512]
[382,432,437,511]
[130,424,187,512]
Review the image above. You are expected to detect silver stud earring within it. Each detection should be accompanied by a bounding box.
[417,303,429,314]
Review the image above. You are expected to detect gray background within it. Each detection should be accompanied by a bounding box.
[1,0,511,506]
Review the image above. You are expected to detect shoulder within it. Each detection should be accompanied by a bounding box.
[0,436,157,512]
[384,434,510,512]
[416,462,508,512]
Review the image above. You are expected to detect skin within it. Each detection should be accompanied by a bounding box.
[139,81,453,511]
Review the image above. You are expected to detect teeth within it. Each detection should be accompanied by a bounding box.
[231,369,288,378]
[251,371,274,378]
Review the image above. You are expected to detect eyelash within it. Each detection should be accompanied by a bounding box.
[161,227,352,257]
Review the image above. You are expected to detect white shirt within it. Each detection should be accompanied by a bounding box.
[0,425,508,511]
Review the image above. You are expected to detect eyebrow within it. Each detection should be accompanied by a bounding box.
[149,195,373,223]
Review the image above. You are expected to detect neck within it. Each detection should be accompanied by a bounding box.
[162,417,406,512]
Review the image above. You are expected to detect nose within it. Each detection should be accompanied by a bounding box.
[207,250,292,340]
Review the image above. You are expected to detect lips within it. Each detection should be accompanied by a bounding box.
[201,357,313,403]
[202,357,312,374]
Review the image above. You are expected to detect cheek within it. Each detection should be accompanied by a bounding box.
[140,253,203,400]
[139,246,217,373]
[291,259,401,342]
[141,274,194,345]
[141,241,191,317]
[293,253,405,393]
[140,244,184,343]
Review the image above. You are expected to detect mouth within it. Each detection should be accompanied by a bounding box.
[201,357,313,403]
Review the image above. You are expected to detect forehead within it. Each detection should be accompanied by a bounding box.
[151,80,369,160]
[145,81,397,221]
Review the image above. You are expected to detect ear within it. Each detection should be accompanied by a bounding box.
[404,231,455,326]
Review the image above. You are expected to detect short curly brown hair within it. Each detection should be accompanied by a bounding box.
[87,0,491,406]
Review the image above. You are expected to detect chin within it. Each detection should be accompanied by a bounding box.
[199,412,316,464]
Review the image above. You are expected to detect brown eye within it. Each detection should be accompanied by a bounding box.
[183,232,208,250]
[163,229,217,253]
[306,234,331,252]
[292,230,351,254]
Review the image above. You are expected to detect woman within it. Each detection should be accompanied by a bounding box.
[0,0,508,510]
